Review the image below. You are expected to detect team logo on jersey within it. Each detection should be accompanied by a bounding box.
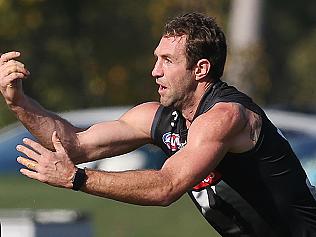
[192,171,222,191]
[162,132,184,151]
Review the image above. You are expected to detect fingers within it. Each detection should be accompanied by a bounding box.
[3,59,25,69]
[20,168,39,180]
[0,52,30,88]
[17,156,38,171]
[16,143,41,162]
[4,73,25,86]
[20,138,47,156]
[0,51,21,65]
[1,60,30,76]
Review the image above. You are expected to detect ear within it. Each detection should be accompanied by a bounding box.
[194,59,211,81]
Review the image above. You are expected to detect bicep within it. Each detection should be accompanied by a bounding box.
[160,105,246,195]
[161,130,227,194]
[77,102,160,161]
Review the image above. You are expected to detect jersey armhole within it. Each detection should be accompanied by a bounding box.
[150,105,165,143]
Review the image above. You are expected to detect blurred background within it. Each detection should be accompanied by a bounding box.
[0,0,315,236]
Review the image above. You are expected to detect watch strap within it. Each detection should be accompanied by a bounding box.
[72,168,87,191]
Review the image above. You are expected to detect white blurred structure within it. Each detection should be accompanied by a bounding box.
[226,0,264,96]
[0,106,166,173]
[229,0,262,48]
[265,109,316,135]
[0,209,92,237]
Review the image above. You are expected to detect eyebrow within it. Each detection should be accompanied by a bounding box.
[153,51,173,59]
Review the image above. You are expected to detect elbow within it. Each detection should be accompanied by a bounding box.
[159,197,175,207]
[153,171,187,207]
[154,185,183,207]
[155,195,176,207]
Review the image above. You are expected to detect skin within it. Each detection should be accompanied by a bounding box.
[0,36,262,206]
[153,36,212,121]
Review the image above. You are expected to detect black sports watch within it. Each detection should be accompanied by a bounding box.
[72,168,87,191]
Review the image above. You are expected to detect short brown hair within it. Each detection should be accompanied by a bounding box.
[163,12,227,79]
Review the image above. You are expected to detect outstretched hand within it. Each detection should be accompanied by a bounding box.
[0,51,30,105]
[16,131,77,189]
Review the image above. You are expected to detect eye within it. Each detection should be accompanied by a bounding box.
[164,58,172,64]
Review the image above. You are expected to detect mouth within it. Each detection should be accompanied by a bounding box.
[156,79,167,94]
[158,85,167,94]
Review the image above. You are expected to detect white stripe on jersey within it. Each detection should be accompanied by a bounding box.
[191,186,216,215]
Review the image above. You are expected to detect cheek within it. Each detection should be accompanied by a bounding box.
[164,65,191,87]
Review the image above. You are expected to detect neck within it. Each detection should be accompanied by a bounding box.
[181,81,214,122]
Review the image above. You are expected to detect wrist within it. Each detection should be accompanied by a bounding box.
[7,93,27,109]
[72,167,87,191]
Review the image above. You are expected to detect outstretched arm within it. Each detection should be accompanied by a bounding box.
[0,51,158,164]
[0,51,82,151]
[16,103,248,206]
[73,102,159,163]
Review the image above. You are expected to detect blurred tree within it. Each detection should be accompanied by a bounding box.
[0,0,230,127]
[225,0,271,105]
[287,30,316,109]
[0,0,315,128]
[263,0,316,111]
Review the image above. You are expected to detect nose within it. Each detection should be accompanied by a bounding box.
[151,59,163,78]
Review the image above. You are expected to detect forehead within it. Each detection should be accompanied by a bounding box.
[154,35,187,57]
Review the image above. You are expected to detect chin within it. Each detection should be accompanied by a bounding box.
[160,101,170,107]
[160,95,182,109]
[161,100,181,110]
[160,98,173,107]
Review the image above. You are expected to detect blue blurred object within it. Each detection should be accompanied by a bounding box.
[0,125,35,172]
[0,107,315,185]
[266,109,316,185]
[0,107,166,174]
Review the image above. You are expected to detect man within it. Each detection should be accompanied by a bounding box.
[0,13,316,236]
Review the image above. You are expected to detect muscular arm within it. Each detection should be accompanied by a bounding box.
[11,96,82,150]
[17,101,251,206]
[75,103,249,205]
[0,52,159,164]
[74,102,159,163]
[14,101,159,164]
[0,51,81,154]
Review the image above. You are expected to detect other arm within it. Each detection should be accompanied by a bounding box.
[0,52,158,164]
[17,103,248,206]
[0,51,82,151]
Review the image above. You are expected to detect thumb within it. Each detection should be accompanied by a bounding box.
[52,131,66,154]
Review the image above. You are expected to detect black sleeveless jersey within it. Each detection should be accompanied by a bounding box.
[151,80,316,237]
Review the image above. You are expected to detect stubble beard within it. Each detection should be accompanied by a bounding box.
[160,88,176,107]
[159,72,196,109]
[160,94,175,108]
[160,89,186,110]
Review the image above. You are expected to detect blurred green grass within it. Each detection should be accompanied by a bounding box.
[0,174,220,237]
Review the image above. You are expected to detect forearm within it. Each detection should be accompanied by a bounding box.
[81,168,182,206]
[9,95,83,161]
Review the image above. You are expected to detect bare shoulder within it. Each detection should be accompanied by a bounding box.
[188,102,248,145]
[120,102,160,121]
[195,102,247,130]
[188,102,264,154]
[119,102,161,136]
[168,103,249,183]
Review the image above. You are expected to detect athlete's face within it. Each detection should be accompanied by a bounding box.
[152,35,197,109]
